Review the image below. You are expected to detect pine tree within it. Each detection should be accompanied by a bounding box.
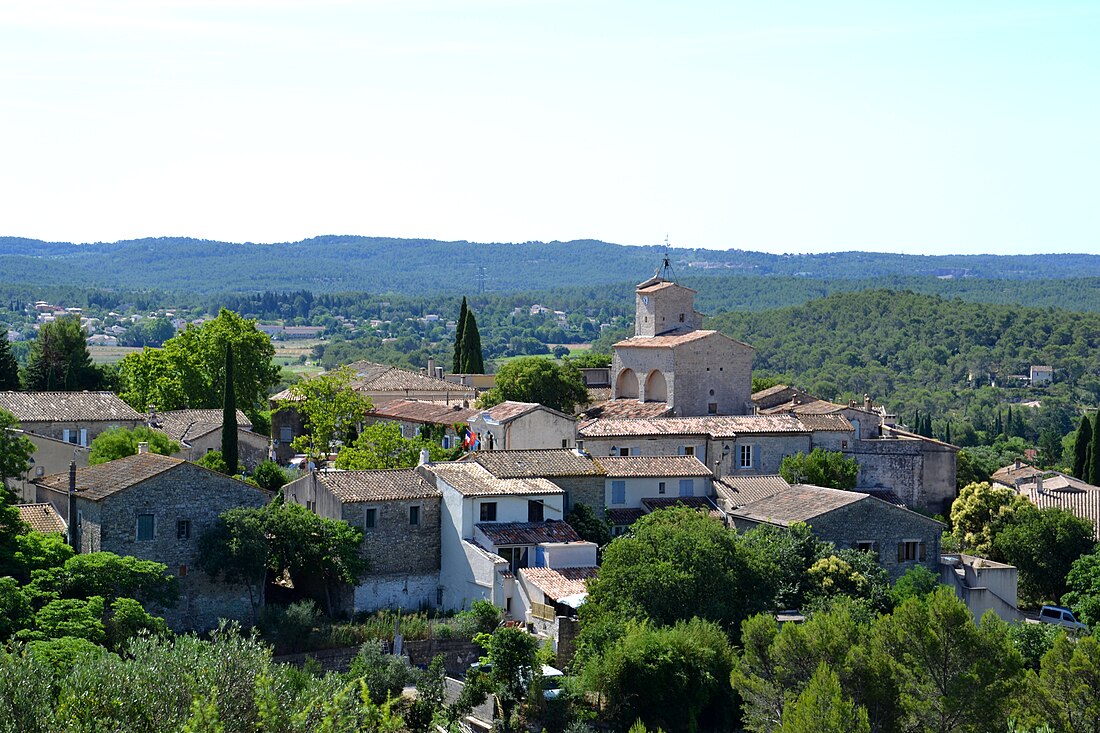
[0,333,18,390]
[461,309,485,374]
[1091,412,1100,487]
[1073,414,1092,480]
[453,297,468,374]
[221,344,239,476]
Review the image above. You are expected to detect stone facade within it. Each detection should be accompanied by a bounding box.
[175,427,270,470]
[848,434,957,515]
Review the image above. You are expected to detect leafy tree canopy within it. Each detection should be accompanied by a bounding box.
[0,408,35,485]
[993,505,1095,604]
[0,333,18,390]
[779,448,859,490]
[950,481,1031,556]
[280,366,372,463]
[24,316,102,391]
[477,356,589,414]
[1062,549,1100,629]
[88,426,180,465]
[335,422,446,471]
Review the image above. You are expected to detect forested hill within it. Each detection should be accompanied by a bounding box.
[708,290,1100,435]
[2,235,1100,295]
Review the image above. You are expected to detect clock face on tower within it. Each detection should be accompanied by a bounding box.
[642,296,649,305]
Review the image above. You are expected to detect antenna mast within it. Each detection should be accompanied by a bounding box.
[659,234,677,281]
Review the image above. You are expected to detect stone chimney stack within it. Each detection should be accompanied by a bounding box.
[418,448,432,466]
[864,394,872,411]
[137,441,150,454]
[1036,474,1044,493]
[427,357,435,376]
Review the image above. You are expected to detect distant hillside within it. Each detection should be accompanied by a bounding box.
[1,235,1099,295]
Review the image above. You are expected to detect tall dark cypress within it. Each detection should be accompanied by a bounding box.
[1073,414,1092,479]
[453,297,468,373]
[222,344,239,475]
[944,422,951,445]
[461,309,485,374]
[1090,412,1100,487]
[0,334,18,390]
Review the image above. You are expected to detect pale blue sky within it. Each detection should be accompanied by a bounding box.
[1,1,1096,254]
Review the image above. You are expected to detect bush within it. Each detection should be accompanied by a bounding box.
[250,460,292,492]
[347,640,416,704]
[454,600,502,638]
[259,600,321,653]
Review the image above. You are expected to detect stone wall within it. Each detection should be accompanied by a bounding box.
[849,437,957,514]
[548,475,604,516]
[671,336,753,417]
[270,403,305,464]
[343,498,442,576]
[183,428,270,470]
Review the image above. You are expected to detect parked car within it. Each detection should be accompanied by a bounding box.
[1037,605,1088,631]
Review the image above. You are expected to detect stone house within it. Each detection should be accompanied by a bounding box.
[362,399,477,450]
[728,483,945,581]
[467,401,578,451]
[282,468,442,612]
[0,391,144,448]
[150,408,270,469]
[992,461,1100,540]
[598,455,715,533]
[467,449,606,516]
[33,452,271,631]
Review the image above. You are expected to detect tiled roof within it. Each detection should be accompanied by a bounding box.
[519,566,599,601]
[16,503,66,534]
[641,496,719,513]
[606,508,646,525]
[595,455,712,478]
[473,450,603,478]
[476,520,582,546]
[992,463,1100,539]
[368,399,477,425]
[793,414,854,432]
[579,399,672,420]
[636,280,686,293]
[614,330,724,348]
[478,401,543,423]
[729,484,867,526]
[858,488,907,507]
[758,399,846,416]
[35,452,187,501]
[316,469,440,503]
[579,414,808,439]
[429,462,564,497]
[0,391,143,423]
[153,409,253,443]
[715,475,790,508]
[360,366,476,394]
[751,384,797,405]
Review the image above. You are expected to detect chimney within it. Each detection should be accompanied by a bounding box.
[1036,474,1043,493]
[713,458,722,480]
[427,357,435,376]
[863,394,872,411]
[436,366,444,380]
[418,448,432,466]
[574,439,587,457]
[1014,458,1021,471]
[67,461,79,552]
[147,404,158,427]
[137,441,150,454]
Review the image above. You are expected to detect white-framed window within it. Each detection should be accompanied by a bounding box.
[739,444,753,469]
[611,481,626,505]
[176,519,191,540]
[79,428,88,447]
[136,513,155,541]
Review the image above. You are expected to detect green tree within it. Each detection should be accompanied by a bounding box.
[1092,410,1100,486]
[775,662,870,733]
[950,481,1030,556]
[460,308,485,374]
[993,506,1095,604]
[0,576,33,639]
[453,296,468,373]
[104,596,169,651]
[8,530,74,582]
[1034,633,1100,733]
[890,564,942,606]
[249,460,291,493]
[27,552,179,611]
[1073,414,1092,480]
[0,333,19,390]
[1062,549,1100,628]
[197,507,270,622]
[565,502,612,547]
[0,408,35,487]
[33,596,107,643]
[581,506,774,636]
[195,450,230,474]
[474,626,538,730]
[24,316,101,391]
[476,356,589,414]
[88,426,180,465]
[740,523,827,611]
[779,448,859,489]
[221,344,238,475]
[280,367,372,463]
[335,422,445,470]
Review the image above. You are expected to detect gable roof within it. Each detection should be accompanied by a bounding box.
[578,414,808,439]
[615,330,752,350]
[476,520,582,546]
[472,450,603,478]
[475,401,575,424]
[0,391,144,423]
[730,483,868,526]
[368,399,477,425]
[519,566,599,601]
[271,362,477,404]
[595,455,712,478]
[315,469,441,503]
[153,409,253,443]
[715,474,791,508]
[16,503,66,534]
[793,414,854,432]
[640,496,720,513]
[429,462,564,497]
[578,399,673,421]
[35,452,188,501]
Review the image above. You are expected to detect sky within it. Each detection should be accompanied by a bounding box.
[1,1,1097,255]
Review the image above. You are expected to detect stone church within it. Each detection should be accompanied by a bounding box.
[611,272,754,416]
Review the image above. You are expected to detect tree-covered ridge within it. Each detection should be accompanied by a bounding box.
[709,289,1100,442]
[4,235,1100,295]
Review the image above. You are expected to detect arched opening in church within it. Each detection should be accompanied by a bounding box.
[644,369,668,403]
[616,368,639,399]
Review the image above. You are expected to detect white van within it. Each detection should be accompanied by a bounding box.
[1038,605,1088,632]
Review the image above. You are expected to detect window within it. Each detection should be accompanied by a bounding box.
[679,313,685,322]
[618,447,631,457]
[684,446,695,456]
[897,541,923,562]
[611,480,626,505]
[679,479,693,497]
[176,519,191,540]
[739,445,753,469]
[178,564,188,577]
[79,428,88,447]
[136,514,155,541]
[499,546,529,573]
[561,439,568,448]
[364,507,377,529]
[658,481,666,495]
[708,403,718,415]
[409,505,421,526]
[841,440,848,450]
[305,500,316,512]
[279,426,293,443]
[480,502,497,522]
[528,500,544,522]
[855,540,876,556]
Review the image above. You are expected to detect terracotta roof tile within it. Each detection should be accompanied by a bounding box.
[640,496,719,513]
[473,450,603,478]
[35,452,187,501]
[479,401,541,422]
[606,508,645,525]
[153,409,253,443]
[579,400,672,420]
[793,414,854,431]
[730,483,868,525]
[369,399,477,425]
[429,462,564,497]
[579,414,808,439]
[16,503,66,534]
[476,520,582,546]
[595,455,712,478]
[614,330,719,348]
[0,391,143,423]
[715,475,790,508]
[519,566,599,601]
[316,469,441,503]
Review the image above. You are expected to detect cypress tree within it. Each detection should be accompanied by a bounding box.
[1073,414,1091,479]
[1091,411,1100,487]
[0,334,18,390]
[453,297,468,373]
[944,422,951,445]
[222,344,239,475]
[461,309,485,374]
